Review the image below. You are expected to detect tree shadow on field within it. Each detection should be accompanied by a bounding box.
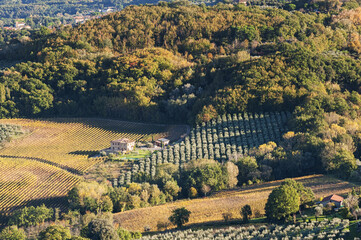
[42,117,169,135]
[68,150,99,157]
[38,117,189,143]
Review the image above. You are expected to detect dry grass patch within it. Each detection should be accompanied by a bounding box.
[113,174,358,232]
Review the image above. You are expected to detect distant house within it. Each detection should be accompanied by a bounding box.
[14,22,31,30]
[320,194,344,208]
[74,16,85,24]
[235,0,248,5]
[155,138,170,147]
[15,22,25,28]
[110,138,135,152]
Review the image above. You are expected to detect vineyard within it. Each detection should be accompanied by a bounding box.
[0,157,80,214]
[118,112,291,185]
[0,118,184,174]
[0,118,187,215]
[141,218,350,240]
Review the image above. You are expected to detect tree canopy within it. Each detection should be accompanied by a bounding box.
[169,207,192,228]
[265,184,300,221]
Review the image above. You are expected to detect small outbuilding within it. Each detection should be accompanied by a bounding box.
[110,138,135,153]
[155,138,170,147]
[320,194,344,208]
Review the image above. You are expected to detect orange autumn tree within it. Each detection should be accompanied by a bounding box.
[196,105,218,124]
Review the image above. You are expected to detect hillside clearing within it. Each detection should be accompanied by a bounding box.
[113,174,358,232]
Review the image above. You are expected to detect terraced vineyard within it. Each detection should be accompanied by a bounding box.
[0,157,80,214]
[0,118,187,215]
[118,112,291,185]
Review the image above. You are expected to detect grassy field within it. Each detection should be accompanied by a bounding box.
[113,174,359,232]
[118,149,152,160]
[0,118,188,215]
[0,118,187,173]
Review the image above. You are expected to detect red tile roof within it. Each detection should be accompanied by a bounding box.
[322,194,344,203]
[111,138,134,143]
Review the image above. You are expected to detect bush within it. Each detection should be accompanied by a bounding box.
[38,225,71,240]
[9,205,53,227]
[0,226,26,240]
[222,212,233,222]
[87,218,119,240]
[157,220,171,231]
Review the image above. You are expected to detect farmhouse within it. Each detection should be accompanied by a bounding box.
[111,138,135,152]
[155,138,170,147]
[320,194,344,208]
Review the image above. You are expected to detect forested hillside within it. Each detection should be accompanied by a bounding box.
[1,2,361,180]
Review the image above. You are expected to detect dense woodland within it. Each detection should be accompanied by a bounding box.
[2,1,361,179]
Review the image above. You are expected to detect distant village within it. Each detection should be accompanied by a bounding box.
[2,7,116,31]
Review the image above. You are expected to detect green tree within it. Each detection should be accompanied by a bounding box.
[169,207,191,228]
[67,182,110,214]
[117,228,131,240]
[163,180,181,201]
[0,226,26,240]
[322,149,357,178]
[38,225,72,240]
[287,4,296,10]
[241,205,252,223]
[265,185,300,222]
[9,205,53,227]
[281,179,315,208]
[99,196,113,213]
[117,228,141,240]
[235,156,258,185]
[182,159,228,196]
[87,218,119,240]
